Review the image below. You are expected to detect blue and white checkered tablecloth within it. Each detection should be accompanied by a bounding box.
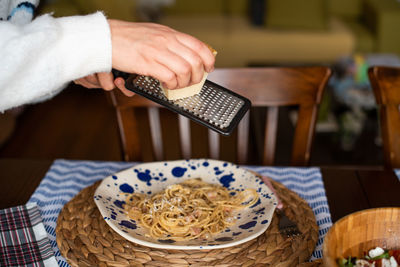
[28,160,332,266]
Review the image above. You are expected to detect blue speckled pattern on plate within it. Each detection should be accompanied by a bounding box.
[94,159,277,250]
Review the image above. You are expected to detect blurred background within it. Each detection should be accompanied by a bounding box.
[1,0,400,166]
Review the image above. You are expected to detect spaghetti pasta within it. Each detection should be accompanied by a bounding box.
[123,178,259,241]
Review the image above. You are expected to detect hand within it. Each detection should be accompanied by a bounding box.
[74,72,135,97]
[108,20,215,89]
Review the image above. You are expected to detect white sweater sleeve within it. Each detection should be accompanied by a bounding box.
[0,12,112,112]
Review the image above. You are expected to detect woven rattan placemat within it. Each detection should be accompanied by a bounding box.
[56,178,320,267]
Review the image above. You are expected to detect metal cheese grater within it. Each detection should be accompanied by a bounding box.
[123,74,251,136]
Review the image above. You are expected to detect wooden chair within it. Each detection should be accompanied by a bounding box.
[109,67,331,166]
[368,66,400,169]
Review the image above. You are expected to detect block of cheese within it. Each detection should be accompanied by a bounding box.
[161,45,217,100]
[161,71,208,100]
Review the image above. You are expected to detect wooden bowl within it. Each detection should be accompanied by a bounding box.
[323,207,400,267]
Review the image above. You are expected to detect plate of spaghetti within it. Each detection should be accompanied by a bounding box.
[94,159,277,249]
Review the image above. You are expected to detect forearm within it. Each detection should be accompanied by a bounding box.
[0,12,112,112]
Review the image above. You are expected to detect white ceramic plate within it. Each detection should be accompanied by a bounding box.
[94,159,277,250]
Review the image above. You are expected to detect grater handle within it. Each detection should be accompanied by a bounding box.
[111,69,133,80]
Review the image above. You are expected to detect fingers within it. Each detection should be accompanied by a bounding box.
[155,48,194,89]
[84,74,101,85]
[74,76,99,88]
[167,41,205,85]
[114,77,135,97]
[142,61,178,89]
[74,72,134,97]
[175,33,215,73]
[108,20,216,90]
[74,73,114,91]
[97,72,115,91]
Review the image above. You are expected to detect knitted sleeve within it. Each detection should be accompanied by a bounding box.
[0,12,112,112]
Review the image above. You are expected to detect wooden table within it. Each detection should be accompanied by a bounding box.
[1,158,399,222]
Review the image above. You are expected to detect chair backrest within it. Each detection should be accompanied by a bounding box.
[368,66,400,169]
[109,67,331,166]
